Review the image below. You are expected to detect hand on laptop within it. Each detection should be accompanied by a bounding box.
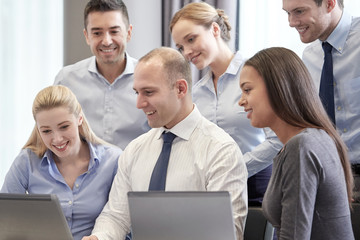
[82,235,98,240]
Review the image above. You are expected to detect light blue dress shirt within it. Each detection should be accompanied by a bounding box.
[1,142,121,240]
[303,11,360,164]
[192,51,283,176]
[54,53,150,150]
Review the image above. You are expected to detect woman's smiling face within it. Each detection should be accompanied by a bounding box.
[36,106,83,159]
[238,66,277,129]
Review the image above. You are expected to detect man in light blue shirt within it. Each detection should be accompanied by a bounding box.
[283,0,360,201]
[55,0,149,150]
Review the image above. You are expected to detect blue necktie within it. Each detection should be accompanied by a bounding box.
[319,42,336,124]
[148,132,177,191]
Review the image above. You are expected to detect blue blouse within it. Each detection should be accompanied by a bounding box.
[1,142,121,240]
[192,51,282,176]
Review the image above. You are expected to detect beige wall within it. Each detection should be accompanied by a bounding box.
[63,0,91,66]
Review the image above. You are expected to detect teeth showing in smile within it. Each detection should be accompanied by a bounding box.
[146,111,156,115]
[245,109,253,119]
[191,54,200,63]
[297,27,307,33]
[55,143,67,149]
[102,49,114,53]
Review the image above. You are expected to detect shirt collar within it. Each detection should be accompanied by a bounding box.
[88,55,98,74]
[226,51,245,75]
[87,141,100,170]
[200,51,244,87]
[40,141,100,170]
[155,104,202,141]
[41,150,54,167]
[325,10,352,54]
[88,52,135,82]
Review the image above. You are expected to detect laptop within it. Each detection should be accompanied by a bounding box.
[0,193,73,240]
[127,191,237,240]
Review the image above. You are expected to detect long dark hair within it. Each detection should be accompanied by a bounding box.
[245,47,353,205]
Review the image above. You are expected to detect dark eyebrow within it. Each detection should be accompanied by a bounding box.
[183,32,192,40]
[109,26,121,30]
[286,7,304,14]
[135,87,156,92]
[90,27,102,32]
[240,82,248,88]
[90,26,121,32]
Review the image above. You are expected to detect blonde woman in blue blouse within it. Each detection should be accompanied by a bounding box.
[1,85,122,240]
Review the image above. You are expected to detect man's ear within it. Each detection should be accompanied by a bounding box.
[326,0,336,12]
[83,28,90,46]
[127,24,133,42]
[175,79,188,97]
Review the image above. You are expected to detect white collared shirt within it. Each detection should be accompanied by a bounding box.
[92,105,248,240]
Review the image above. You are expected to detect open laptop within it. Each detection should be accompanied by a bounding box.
[0,193,73,240]
[127,191,237,240]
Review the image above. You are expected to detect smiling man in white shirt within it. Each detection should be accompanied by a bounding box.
[82,47,248,240]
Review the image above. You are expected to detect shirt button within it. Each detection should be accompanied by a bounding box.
[68,200,72,205]
[75,184,79,188]
[337,106,341,111]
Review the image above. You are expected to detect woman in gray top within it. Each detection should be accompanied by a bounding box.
[238,47,354,239]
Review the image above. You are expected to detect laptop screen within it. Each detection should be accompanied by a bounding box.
[127,191,237,240]
[0,193,73,240]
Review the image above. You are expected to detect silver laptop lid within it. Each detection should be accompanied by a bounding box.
[0,193,73,240]
[127,191,236,240]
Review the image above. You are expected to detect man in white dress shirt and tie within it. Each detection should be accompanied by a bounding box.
[82,47,248,240]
